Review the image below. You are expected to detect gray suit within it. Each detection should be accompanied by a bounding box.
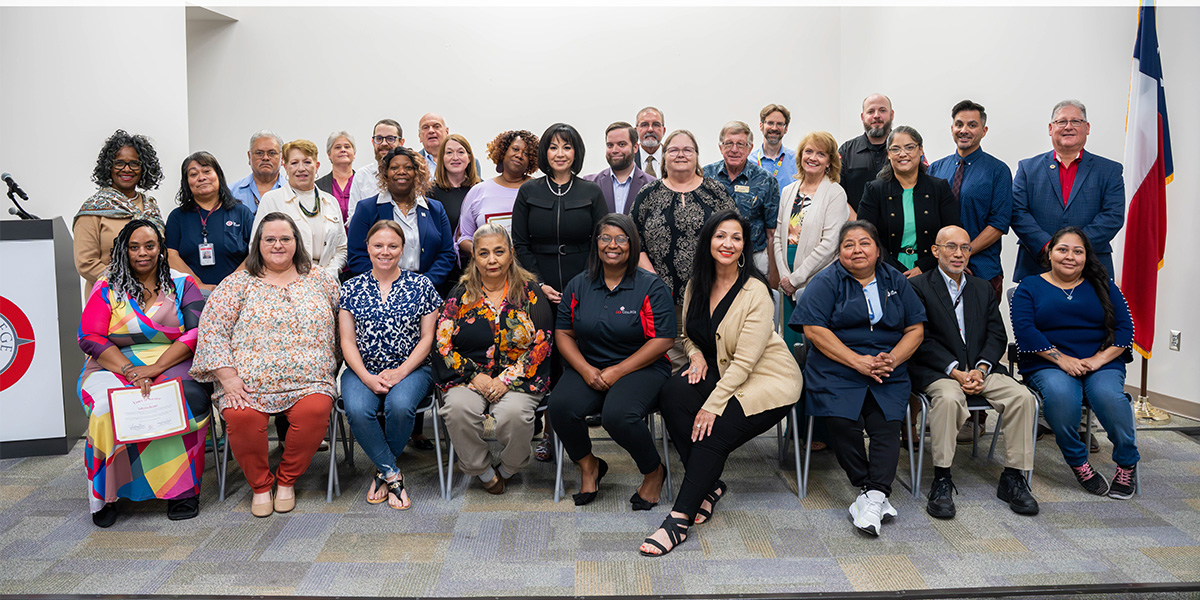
[584,166,653,214]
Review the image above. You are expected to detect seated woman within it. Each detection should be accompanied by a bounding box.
[435,223,553,494]
[77,220,209,527]
[166,151,255,295]
[255,139,348,276]
[789,220,925,537]
[550,214,676,508]
[1011,227,1138,499]
[640,210,801,556]
[338,221,441,510]
[191,212,340,518]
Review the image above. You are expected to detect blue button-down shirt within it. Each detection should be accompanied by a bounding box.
[229,171,287,214]
[750,144,799,194]
[702,160,780,254]
[928,148,1012,281]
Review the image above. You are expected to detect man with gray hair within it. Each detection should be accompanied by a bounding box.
[230,130,286,214]
[1011,99,1125,282]
[633,106,665,178]
[703,121,780,284]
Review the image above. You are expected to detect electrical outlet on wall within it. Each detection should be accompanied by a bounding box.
[1169,330,1181,351]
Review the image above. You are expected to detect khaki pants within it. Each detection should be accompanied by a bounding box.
[439,386,543,476]
[926,374,1036,471]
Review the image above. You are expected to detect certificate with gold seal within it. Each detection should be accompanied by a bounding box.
[108,379,188,444]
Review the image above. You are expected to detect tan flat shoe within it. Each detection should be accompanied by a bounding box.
[251,493,274,518]
[274,490,295,513]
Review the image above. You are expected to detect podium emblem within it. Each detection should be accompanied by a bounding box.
[0,296,36,391]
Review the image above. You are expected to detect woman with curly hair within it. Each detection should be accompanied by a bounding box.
[345,146,456,285]
[456,129,538,257]
[74,129,166,297]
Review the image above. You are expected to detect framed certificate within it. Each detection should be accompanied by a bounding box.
[483,211,513,233]
[108,379,188,444]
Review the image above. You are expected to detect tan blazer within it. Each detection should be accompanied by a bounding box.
[681,278,802,416]
[772,176,850,302]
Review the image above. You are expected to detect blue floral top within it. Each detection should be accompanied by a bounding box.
[340,270,442,373]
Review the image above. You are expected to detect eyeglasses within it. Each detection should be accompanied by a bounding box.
[262,236,295,246]
[372,135,400,144]
[665,147,696,157]
[936,243,972,254]
[598,234,630,246]
[252,150,280,159]
[1051,118,1087,128]
[113,160,142,171]
[720,141,751,150]
[888,143,919,156]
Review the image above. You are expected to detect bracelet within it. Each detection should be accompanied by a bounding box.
[121,363,135,374]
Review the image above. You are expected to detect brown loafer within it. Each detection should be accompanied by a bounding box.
[251,493,274,518]
[482,474,506,495]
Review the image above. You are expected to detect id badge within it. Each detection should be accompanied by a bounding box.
[199,242,216,266]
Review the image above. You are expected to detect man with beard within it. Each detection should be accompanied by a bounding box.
[838,94,894,213]
[230,130,287,214]
[633,106,665,178]
[347,118,404,222]
[584,121,653,214]
[750,104,798,193]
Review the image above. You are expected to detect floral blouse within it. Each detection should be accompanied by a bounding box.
[191,268,340,412]
[340,270,442,374]
[434,281,553,394]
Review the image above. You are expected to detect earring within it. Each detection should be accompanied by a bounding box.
[737,254,745,268]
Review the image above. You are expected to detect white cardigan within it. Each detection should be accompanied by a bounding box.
[772,177,850,301]
[254,185,348,275]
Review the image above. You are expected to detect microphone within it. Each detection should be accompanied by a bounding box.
[2,173,29,201]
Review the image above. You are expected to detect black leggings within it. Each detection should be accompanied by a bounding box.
[549,365,668,475]
[660,370,790,517]
[823,390,901,496]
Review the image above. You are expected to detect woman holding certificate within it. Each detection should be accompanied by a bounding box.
[77,220,210,527]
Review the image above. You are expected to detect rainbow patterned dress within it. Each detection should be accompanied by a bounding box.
[77,272,209,512]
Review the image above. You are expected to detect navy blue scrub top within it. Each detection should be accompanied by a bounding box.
[789,260,926,422]
[165,204,255,286]
[557,268,677,376]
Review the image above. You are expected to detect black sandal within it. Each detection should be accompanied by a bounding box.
[694,480,726,525]
[167,497,199,521]
[366,472,389,505]
[385,476,410,510]
[640,515,690,556]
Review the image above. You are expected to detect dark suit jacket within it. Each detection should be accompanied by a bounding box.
[857,172,961,274]
[909,268,1009,390]
[1010,149,1125,282]
[583,167,653,214]
[345,195,456,283]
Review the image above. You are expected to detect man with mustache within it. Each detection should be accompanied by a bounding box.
[347,118,404,222]
[750,104,798,193]
[703,121,780,284]
[230,130,287,214]
[838,94,894,213]
[584,121,654,214]
[633,106,665,179]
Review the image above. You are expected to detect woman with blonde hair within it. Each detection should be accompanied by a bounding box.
[254,139,348,276]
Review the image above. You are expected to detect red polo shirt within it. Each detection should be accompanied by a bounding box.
[1054,149,1083,207]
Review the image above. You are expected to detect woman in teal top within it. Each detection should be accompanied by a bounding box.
[857,126,959,278]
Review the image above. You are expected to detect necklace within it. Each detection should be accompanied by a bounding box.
[547,176,573,197]
[1053,275,1082,300]
[296,188,320,217]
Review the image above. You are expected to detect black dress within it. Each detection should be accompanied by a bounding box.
[428,184,472,295]
[511,175,607,294]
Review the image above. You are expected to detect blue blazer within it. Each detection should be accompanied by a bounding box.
[1010,150,1125,282]
[346,195,456,285]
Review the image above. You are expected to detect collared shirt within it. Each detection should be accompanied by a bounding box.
[1054,149,1083,206]
[229,171,287,214]
[339,270,441,374]
[611,168,634,214]
[347,161,382,222]
[702,160,780,253]
[640,148,663,178]
[838,133,888,211]
[751,144,799,193]
[420,148,438,173]
[936,267,993,375]
[165,203,254,286]
[928,147,1013,282]
[557,268,677,375]
[378,191,430,273]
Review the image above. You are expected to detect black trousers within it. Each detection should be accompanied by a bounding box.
[549,365,668,474]
[660,370,790,517]
[823,390,901,496]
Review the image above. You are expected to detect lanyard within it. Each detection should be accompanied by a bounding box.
[756,148,781,179]
[198,207,216,241]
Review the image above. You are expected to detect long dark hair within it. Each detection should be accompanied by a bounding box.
[245,212,313,277]
[176,151,237,212]
[1039,226,1116,348]
[105,219,173,308]
[685,210,767,320]
[586,213,641,282]
[876,125,927,182]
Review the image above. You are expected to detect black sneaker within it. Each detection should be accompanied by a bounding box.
[925,475,957,519]
[1108,465,1137,500]
[1071,462,1110,495]
[997,471,1040,515]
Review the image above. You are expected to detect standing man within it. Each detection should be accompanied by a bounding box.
[347,118,404,222]
[1011,100,1125,282]
[633,106,665,178]
[584,121,653,214]
[230,130,286,214]
[750,104,798,193]
[703,121,779,284]
[928,100,1012,301]
[838,93,893,213]
[416,113,447,171]
[910,226,1039,519]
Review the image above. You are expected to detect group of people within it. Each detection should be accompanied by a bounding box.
[70,97,1139,552]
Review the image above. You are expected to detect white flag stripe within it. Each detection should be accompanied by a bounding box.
[1123,65,1159,203]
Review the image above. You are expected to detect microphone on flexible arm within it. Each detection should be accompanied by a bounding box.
[2,173,39,219]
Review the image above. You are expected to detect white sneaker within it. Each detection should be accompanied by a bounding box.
[880,495,898,522]
[849,490,885,536]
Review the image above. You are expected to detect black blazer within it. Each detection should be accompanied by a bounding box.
[909,268,1009,390]
[857,172,960,274]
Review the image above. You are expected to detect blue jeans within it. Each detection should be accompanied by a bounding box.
[1028,367,1139,468]
[340,365,432,478]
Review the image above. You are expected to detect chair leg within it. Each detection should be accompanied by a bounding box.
[801,416,815,499]
[431,403,447,502]
[327,411,338,503]
[916,401,927,500]
[791,406,802,499]
[660,414,672,503]
[445,438,455,499]
[554,435,564,503]
[219,414,229,502]
[987,412,1002,460]
[971,411,980,458]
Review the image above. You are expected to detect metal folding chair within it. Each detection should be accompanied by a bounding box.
[553,411,673,503]
[441,395,550,500]
[332,389,446,501]
[215,402,342,503]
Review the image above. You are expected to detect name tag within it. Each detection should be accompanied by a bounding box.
[198,243,215,266]
[734,185,751,194]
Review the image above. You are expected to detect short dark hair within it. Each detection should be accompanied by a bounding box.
[374,118,403,139]
[605,121,638,146]
[586,213,641,282]
[839,219,882,248]
[951,99,988,125]
[176,151,237,212]
[685,210,767,322]
[246,212,313,277]
[538,123,586,176]
[92,129,164,191]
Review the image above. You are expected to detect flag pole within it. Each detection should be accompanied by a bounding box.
[1134,355,1170,423]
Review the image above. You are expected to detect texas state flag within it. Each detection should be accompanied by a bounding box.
[1120,2,1173,359]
